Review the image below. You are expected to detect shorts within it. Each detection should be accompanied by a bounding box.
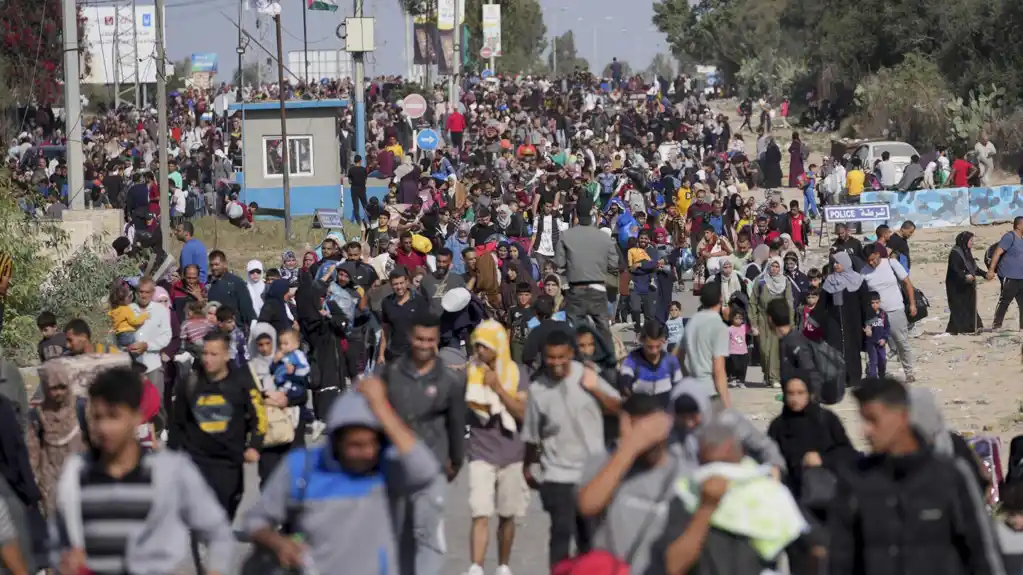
[468,460,530,519]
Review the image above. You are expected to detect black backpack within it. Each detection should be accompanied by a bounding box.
[809,340,846,405]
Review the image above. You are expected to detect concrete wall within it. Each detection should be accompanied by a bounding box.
[59,209,123,251]
[861,186,1023,229]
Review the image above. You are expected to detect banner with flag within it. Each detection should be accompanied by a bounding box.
[307,0,338,11]
[252,0,281,15]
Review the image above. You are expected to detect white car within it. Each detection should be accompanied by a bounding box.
[849,140,920,183]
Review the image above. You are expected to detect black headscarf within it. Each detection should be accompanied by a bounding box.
[953,231,978,276]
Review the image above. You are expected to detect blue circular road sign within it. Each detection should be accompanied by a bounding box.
[416,128,441,151]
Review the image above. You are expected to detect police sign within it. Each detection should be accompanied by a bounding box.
[823,203,891,223]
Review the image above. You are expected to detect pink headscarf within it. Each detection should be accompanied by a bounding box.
[153,286,171,309]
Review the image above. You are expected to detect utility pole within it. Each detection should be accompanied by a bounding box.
[301,0,309,82]
[236,0,244,100]
[448,0,460,112]
[404,9,412,80]
[424,1,432,93]
[156,0,169,252]
[352,0,366,159]
[132,0,140,108]
[274,14,293,239]
[487,0,495,71]
[63,0,84,210]
[113,8,120,108]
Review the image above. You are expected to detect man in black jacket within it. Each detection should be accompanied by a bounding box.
[767,299,822,395]
[207,250,256,329]
[829,376,1005,575]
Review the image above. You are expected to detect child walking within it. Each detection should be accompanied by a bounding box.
[726,308,750,387]
[666,301,685,353]
[799,287,824,342]
[864,291,891,377]
[108,283,149,350]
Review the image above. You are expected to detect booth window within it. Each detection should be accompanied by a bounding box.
[263,135,314,177]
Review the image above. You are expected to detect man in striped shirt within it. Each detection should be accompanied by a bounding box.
[52,367,233,575]
[619,322,684,408]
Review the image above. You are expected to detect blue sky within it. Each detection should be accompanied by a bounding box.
[164,0,668,79]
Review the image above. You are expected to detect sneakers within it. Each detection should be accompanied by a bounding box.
[463,565,484,575]
[495,567,513,575]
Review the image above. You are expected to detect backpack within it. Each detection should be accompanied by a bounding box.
[808,340,846,405]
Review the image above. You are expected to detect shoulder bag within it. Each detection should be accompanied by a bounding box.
[249,364,297,448]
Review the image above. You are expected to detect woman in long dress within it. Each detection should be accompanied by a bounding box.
[945,231,985,335]
[749,257,794,388]
[762,138,784,188]
[788,132,806,188]
[813,252,870,387]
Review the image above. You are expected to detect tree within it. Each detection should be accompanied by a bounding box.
[645,53,675,80]
[602,60,632,79]
[167,58,191,93]
[547,31,588,75]
[0,0,90,105]
[232,63,260,89]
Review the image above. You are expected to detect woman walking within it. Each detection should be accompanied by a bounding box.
[749,257,794,387]
[813,252,869,387]
[945,231,985,335]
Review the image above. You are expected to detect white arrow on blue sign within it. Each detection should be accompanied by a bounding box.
[416,128,441,151]
[481,69,494,79]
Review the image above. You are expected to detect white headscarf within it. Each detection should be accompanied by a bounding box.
[246,259,266,316]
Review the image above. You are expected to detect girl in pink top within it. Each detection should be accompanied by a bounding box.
[727,309,750,386]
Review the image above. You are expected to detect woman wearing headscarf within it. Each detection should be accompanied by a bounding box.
[279,250,300,281]
[295,279,348,420]
[784,251,810,303]
[745,243,771,282]
[500,261,533,321]
[812,252,869,387]
[152,285,181,415]
[246,259,266,317]
[258,279,298,336]
[300,251,319,274]
[472,249,503,311]
[762,136,784,188]
[767,372,857,502]
[542,274,565,312]
[713,258,748,309]
[945,231,985,335]
[788,132,806,188]
[26,362,85,517]
[749,257,794,387]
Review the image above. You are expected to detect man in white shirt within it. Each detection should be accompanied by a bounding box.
[861,244,918,382]
[877,151,898,188]
[530,201,567,270]
[130,276,173,398]
[974,133,997,187]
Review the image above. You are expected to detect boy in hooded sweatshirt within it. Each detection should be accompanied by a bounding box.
[243,376,440,575]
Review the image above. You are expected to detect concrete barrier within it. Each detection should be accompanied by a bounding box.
[861,185,1023,229]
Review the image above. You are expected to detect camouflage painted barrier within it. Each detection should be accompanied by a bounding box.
[860,189,971,229]
[970,185,1023,226]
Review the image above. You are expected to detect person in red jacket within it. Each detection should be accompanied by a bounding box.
[446,109,466,149]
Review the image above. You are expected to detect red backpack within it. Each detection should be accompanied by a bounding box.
[552,550,631,575]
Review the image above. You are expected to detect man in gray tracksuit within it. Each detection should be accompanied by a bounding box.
[383,313,466,575]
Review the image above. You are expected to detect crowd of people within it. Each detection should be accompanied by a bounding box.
[1,64,1023,575]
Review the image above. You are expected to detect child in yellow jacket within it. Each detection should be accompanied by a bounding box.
[108,283,148,349]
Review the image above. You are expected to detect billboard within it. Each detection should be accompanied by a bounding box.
[482,4,501,56]
[82,5,165,85]
[190,53,218,73]
[287,50,354,83]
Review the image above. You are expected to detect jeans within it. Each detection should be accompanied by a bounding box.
[395,475,447,575]
[803,187,819,218]
[538,482,591,567]
[634,291,657,331]
[115,331,136,348]
[349,186,369,222]
[564,285,613,351]
[886,308,914,377]
[866,341,887,377]
[993,278,1023,329]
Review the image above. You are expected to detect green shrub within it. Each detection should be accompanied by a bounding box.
[0,177,143,365]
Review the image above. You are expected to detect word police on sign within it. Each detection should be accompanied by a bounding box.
[823,203,891,223]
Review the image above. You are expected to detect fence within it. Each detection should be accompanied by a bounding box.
[861,185,1023,229]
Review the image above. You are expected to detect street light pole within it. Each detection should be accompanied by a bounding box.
[274,14,293,239]
[156,0,169,253]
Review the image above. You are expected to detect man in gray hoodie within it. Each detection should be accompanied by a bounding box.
[556,205,619,348]
[244,377,440,575]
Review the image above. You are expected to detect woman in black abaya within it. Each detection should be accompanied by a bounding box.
[813,252,869,387]
[945,231,985,335]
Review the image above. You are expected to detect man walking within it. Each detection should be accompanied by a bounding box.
[131,277,172,402]
[556,205,619,348]
[207,251,257,328]
[174,221,208,284]
[382,311,466,575]
[347,154,369,224]
[861,244,918,382]
[521,329,621,567]
[988,216,1023,329]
